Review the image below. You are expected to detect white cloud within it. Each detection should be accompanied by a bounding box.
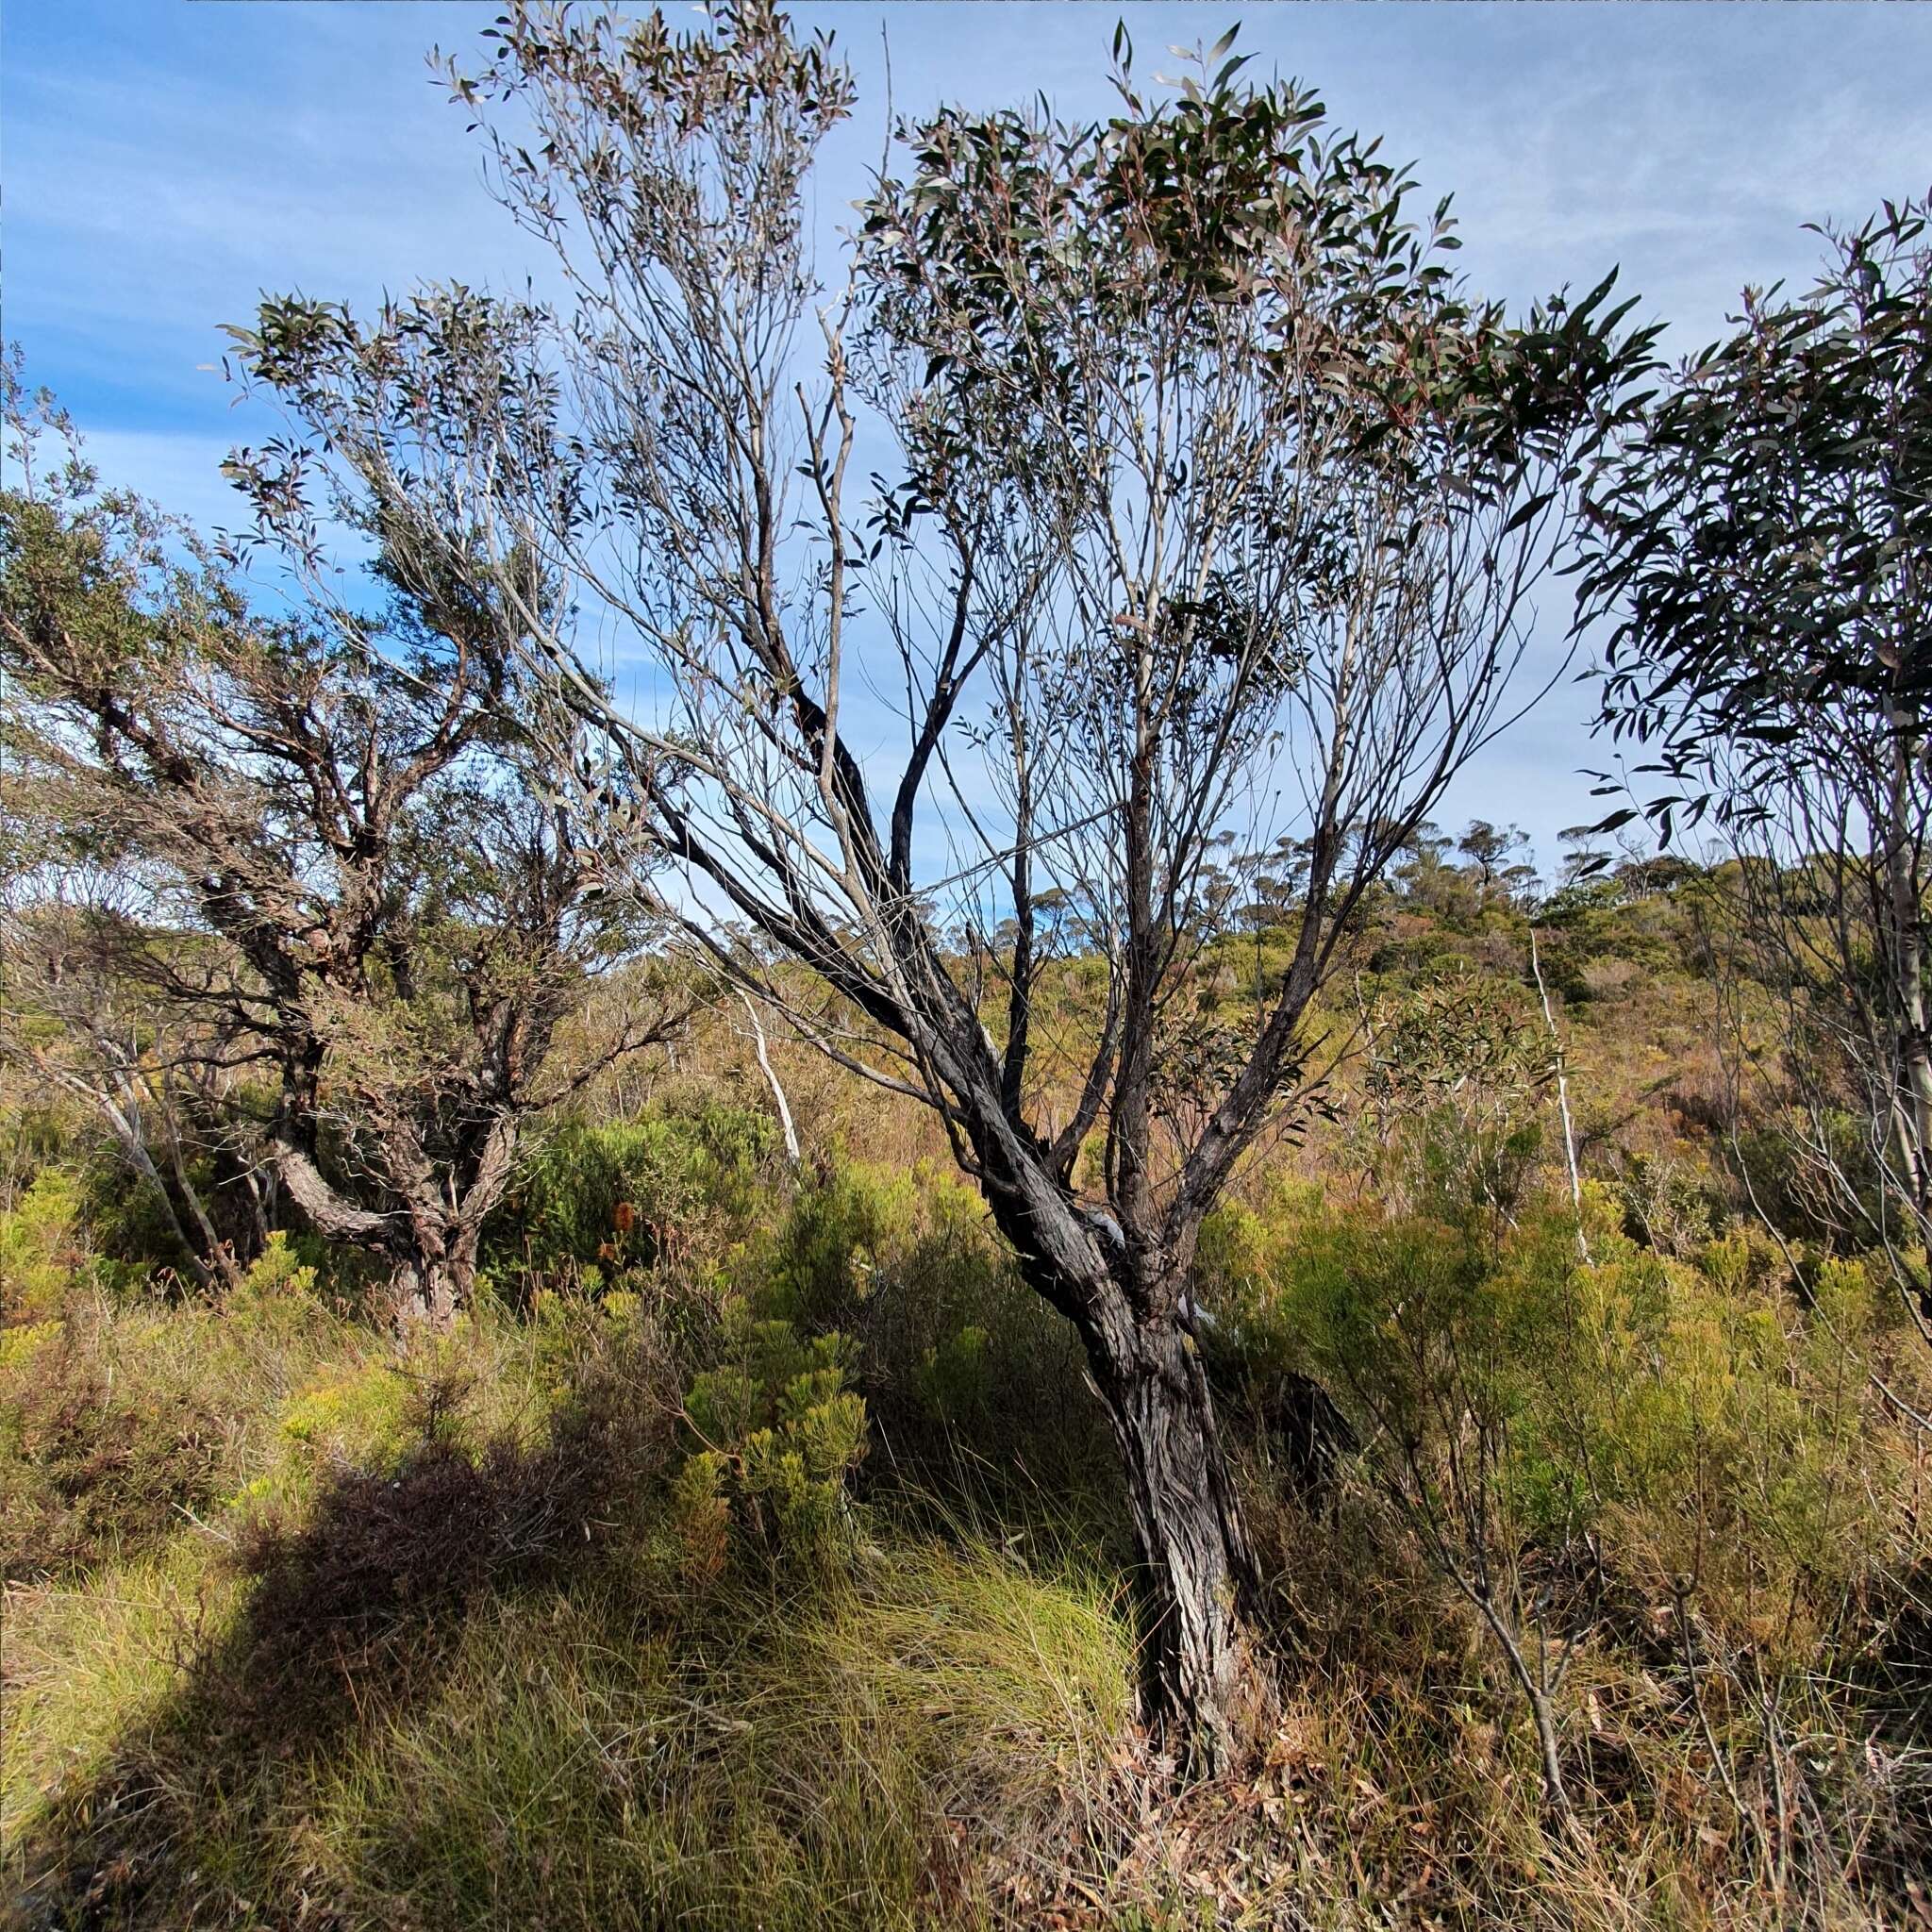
[13,0,1930,861]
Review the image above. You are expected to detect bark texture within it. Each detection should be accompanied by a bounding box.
[969,1120,1267,1771]
[1083,1296,1264,1770]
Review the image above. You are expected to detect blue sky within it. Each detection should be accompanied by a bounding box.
[5,0,1929,870]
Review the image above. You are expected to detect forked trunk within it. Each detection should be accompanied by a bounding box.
[1081,1294,1267,1774]
[394,1223,479,1328]
[971,1137,1269,1771]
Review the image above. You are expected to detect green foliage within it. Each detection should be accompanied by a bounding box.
[8,14,1932,1923]
[73,1147,199,1275]
[1609,1149,1726,1257]
[756,1159,910,1332]
[0,1228,351,1581]
[1580,196,1932,800]
[484,1104,776,1287]
[234,1228,316,1301]
[749,1159,1108,1519]
[0,1204,1134,1931]
[676,1301,869,1574]
[1252,1199,1907,1657]
[1356,973,1553,1223]
[0,1168,104,1323]
[4,1127,1926,1926]
[915,1321,993,1423]
[1732,1108,1891,1251]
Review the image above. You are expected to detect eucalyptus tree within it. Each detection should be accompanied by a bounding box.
[1577,197,1932,1352]
[224,2,1651,1763]
[1457,820,1536,909]
[0,367,674,1322]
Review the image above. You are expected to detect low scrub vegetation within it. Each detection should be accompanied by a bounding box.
[4,5,1930,1924]
[4,1052,1929,1928]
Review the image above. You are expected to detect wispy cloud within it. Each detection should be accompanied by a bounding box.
[9,0,1929,856]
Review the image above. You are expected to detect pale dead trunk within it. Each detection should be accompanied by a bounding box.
[1529,926,1590,1263]
[739,991,802,1171]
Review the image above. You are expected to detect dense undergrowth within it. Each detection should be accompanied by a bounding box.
[5,916,1932,1929]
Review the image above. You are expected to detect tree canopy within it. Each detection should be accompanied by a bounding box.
[0,362,673,1318]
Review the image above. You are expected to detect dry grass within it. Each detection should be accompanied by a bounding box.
[6,1020,1932,1929]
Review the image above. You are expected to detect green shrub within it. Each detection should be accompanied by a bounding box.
[1351,973,1556,1224]
[1609,1149,1727,1256]
[751,1159,1108,1523]
[0,1221,358,1579]
[1254,1196,1907,1660]
[758,1160,915,1332]
[484,1104,778,1290]
[675,1302,869,1574]
[73,1147,200,1277]
[915,1322,993,1423]
[0,1168,101,1324]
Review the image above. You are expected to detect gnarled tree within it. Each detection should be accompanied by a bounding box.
[0,367,676,1320]
[223,3,1650,1763]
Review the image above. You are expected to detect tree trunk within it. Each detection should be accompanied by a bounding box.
[395,1257,456,1327]
[965,1112,1269,1772]
[394,1219,483,1328]
[1081,1293,1267,1774]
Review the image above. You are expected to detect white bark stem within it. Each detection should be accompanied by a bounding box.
[739,990,801,1171]
[1530,926,1590,1263]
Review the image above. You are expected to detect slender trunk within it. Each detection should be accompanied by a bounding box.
[58,1064,217,1292]
[1877,717,1932,1335]
[739,991,801,1171]
[1079,1288,1266,1773]
[1529,927,1589,1263]
[1467,1584,1574,1823]
[1885,717,1932,1235]
[163,1130,244,1291]
[240,1164,275,1253]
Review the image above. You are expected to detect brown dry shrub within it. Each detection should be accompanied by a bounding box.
[2,1317,235,1580]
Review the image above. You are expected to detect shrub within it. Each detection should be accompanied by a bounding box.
[1609,1149,1727,1257]
[483,1104,778,1290]
[675,1302,869,1574]
[749,1159,1107,1524]
[1257,1200,1907,1657]
[0,1220,357,1579]
[0,1168,99,1324]
[758,1160,916,1334]
[1353,974,1555,1224]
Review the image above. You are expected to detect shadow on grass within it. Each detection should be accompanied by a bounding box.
[9,1386,672,1932]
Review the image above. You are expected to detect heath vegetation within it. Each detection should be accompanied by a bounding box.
[2,7,1928,1928]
